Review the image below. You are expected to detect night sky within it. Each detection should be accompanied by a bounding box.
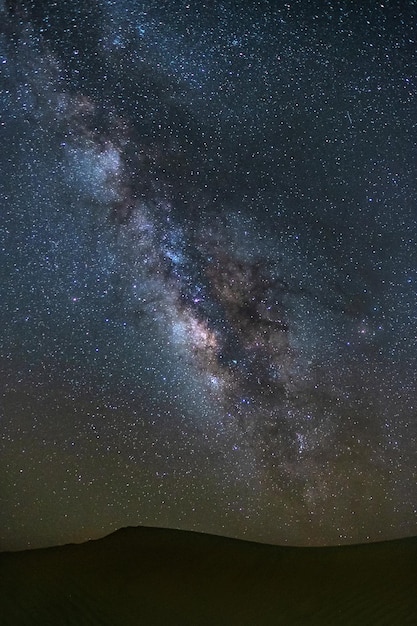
[1,0,416,551]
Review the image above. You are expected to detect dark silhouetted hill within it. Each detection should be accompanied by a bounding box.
[0,526,416,625]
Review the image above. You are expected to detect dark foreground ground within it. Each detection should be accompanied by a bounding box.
[0,527,416,625]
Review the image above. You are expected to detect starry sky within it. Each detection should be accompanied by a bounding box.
[1,0,416,551]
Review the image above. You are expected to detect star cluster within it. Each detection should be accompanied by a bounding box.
[0,0,416,550]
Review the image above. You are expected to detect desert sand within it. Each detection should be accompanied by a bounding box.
[1,526,416,625]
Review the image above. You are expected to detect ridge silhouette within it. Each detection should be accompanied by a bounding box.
[1,525,416,625]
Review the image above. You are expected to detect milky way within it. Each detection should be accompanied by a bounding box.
[1,0,416,550]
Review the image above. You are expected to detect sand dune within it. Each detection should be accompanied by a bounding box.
[0,526,416,625]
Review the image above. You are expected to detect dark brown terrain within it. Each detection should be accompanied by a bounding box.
[1,526,416,625]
